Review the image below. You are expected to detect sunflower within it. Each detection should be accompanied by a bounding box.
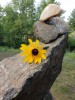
[20,39,46,64]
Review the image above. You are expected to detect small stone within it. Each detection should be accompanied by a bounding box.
[39,4,62,22]
[33,21,58,43]
[45,17,69,34]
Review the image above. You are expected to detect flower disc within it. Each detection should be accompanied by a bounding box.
[32,49,38,55]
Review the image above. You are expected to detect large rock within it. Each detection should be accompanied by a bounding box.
[45,17,69,34]
[0,34,68,100]
[39,4,62,22]
[33,21,58,43]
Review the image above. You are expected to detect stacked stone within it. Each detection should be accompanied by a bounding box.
[34,4,69,43]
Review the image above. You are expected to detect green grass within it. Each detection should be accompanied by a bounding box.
[0,46,20,52]
[51,52,75,100]
[0,47,75,100]
[0,46,20,61]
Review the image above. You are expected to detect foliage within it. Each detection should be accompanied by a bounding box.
[0,46,20,52]
[68,31,75,51]
[0,0,61,48]
[68,9,75,32]
[67,9,75,51]
[0,5,4,45]
[0,0,36,48]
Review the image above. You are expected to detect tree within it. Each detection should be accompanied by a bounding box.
[67,9,75,51]
[68,31,75,51]
[12,0,36,35]
[0,5,4,45]
[68,9,75,32]
[0,0,37,48]
[2,4,19,47]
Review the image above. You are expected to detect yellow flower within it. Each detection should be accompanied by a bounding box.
[20,39,46,64]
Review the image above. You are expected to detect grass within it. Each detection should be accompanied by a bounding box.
[0,46,20,52]
[51,52,75,100]
[0,46,75,100]
[0,46,20,61]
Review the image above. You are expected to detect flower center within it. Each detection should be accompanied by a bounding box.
[32,49,38,55]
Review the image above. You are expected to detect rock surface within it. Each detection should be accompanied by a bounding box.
[39,4,62,22]
[33,21,58,43]
[0,34,68,100]
[45,17,69,34]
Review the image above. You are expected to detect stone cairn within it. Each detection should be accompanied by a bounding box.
[0,4,69,100]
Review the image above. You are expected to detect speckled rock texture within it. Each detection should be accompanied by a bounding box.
[0,34,68,100]
[45,17,69,34]
[33,21,58,43]
[33,19,69,43]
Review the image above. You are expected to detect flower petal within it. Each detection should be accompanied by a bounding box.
[20,52,26,56]
[35,39,39,47]
[28,39,35,47]
[41,54,46,59]
[28,55,33,63]
[20,44,28,51]
[41,50,46,53]
[28,39,33,44]
[37,57,41,63]
[34,57,38,64]
[23,56,29,62]
[20,50,31,56]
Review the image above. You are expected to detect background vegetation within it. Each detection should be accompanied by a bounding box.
[0,0,59,48]
[0,0,75,50]
[0,0,37,48]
